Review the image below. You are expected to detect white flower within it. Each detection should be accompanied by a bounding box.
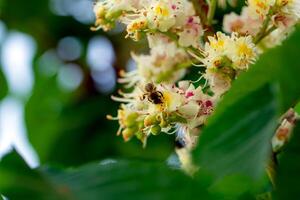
[110,81,215,146]
[93,0,203,47]
[203,32,231,69]
[205,32,231,55]
[204,69,232,96]
[146,0,177,32]
[229,34,257,69]
[223,12,245,33]
[201,32,257,95]
[95,0,300,173]
[145,0,196,32]
[277,0,300,20]
[247,0,276,19]
[272,109,298,152]
[259,27,295,49]
[218,0,238,9]
[178,16,203,47]
[203,32,257,70]
[223,7,262,36]
[119,35,189,86]
[173,0,196,27]
[176,81,214,127]
[93,0,138,31]
[126,17,148,41]
[206,33,228,51]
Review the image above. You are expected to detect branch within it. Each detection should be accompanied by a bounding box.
[191,0,209,25]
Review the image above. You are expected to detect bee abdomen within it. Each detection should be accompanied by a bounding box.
[149,92,163,104]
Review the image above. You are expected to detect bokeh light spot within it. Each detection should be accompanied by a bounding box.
[1,32,36,97]
[57,36,82,61]
[57,63,84,92]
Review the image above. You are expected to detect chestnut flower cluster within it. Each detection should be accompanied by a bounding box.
[92,0,203,47]
[223,0,300,49]
[92,0,300,171]
[109,82,215,149]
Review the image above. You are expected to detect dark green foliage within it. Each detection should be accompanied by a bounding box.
[275,124,300,200]
[0,150,59,199]
[193,85,277,191]
[295,102,300,115]
[0,151,214,200]
[0,68,8,100]
[0,0,300,199]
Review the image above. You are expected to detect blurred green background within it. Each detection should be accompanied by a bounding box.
[0,0,174,168]
[0,0,300,199]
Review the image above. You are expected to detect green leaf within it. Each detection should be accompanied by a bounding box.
[191,28,300,197]
[0,68,8,100]
[0,151,214,200]
[294,101,300,116]
[0,150,59,199]
[275,124,300,199]
[193,85,277,189]
[25,73,71,165]
[44,161,214,200]
[272,28,300,112]
[208,173,271,200]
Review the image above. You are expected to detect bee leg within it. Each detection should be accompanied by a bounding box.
[158,91,164,98]
[140,94,146,101]
[147,96,153,103]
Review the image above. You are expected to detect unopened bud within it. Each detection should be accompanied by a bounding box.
[159,119,168,128]
[135,131,144,140]
[122,128,135,141]
[144,115,158,127]
[105,10,122,20]
[125,112,139,127]
[151,125,161,136]
[169,113,187,123]
[96,6,106,18]
[137,121,144,129]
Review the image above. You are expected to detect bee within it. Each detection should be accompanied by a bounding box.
[142,83,164,104]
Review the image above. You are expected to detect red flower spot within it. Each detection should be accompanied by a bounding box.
[185,91,194,98]
[205,100,213,107]
[188,17,194,23]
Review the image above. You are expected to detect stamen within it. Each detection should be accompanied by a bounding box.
[111,95,135,103]
[106,115,119,120]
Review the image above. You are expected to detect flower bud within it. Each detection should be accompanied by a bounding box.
[159,118,169,128]
[125,112,139,127]
[219,66,236,80]
[122,128,135,141]
[144,114,158,127]
[151,125,161,136]
[135,131,144,140]
[169,113,187,123]
[96,7,106,18]
[156,112,169,127]
[105,10,122,20]
[137,121,144,129]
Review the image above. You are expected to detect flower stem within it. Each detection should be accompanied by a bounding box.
[207,0,217,25]
[253,9,278,44]
[254,16,270,43]
[255,26,277,44]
